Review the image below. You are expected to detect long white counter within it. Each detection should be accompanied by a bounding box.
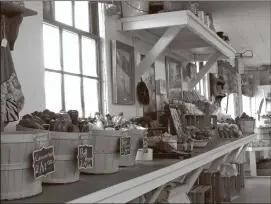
[2,134,256,204]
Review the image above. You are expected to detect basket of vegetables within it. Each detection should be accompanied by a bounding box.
[236,112,255,134]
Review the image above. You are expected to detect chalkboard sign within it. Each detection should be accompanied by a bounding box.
[170,108,184,138]
[32,146,55,179]
[120,136,131,156]
[143,137,148,154]
[77,144,93,169]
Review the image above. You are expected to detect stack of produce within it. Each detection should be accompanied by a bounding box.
[235,112,255,134]
[18,110,145,132]
[217,123,242,139]
[182,102,204,115]
[259,114,271,128]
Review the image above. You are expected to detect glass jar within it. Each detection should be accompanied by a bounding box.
[188,2,199,16]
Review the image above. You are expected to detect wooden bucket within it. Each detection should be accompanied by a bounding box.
[80,130,120,174]
[1,131,50,200]
[43,131,81,184]
[119,130,145,167]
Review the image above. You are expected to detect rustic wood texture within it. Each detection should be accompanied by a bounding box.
[43,132,81,184]
[1,131,50,200]
[119,130,144,167]
[80,130,121,174]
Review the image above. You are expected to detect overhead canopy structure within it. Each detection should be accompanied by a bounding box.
[117,10,236,90]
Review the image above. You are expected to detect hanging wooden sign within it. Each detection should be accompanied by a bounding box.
[32,146,55,180]
[77,144,93,169]
[120,136,131,156]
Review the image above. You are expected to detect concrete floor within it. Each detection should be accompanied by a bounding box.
[234,177,271,203]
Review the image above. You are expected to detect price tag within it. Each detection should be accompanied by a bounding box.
[143,137,148,154]
[77,144,93,169]
[120,136,131,156]
[32,146,55,180]
[1,38,7,48]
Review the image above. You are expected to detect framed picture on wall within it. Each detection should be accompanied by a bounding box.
[165,57,183,101]
[111,40,135,105]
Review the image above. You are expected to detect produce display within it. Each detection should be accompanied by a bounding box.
[217,123,242,139]
[235,112,255,121]
[18,110,144,132]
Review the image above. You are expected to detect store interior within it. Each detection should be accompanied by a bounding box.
[1,1,271,203]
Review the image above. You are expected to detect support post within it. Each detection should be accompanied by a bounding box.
[249,151,257,176]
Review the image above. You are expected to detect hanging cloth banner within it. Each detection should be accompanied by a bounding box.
[241,73,255,97]
[1,14,24,126]
[217,60,239,94]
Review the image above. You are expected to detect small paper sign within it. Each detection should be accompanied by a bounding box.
[120,136,131,156]
[32,146,55,179]
[143,137,148,154]
[77,144,93,169]
[1,38,7,47]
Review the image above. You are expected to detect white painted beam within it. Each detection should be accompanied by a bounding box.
[188,52,222,89]
[135,26,184,83]
[133,30,191,61]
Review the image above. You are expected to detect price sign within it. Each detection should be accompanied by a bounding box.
[120,136,131,156]
[32,146,55,180]
[143,137,148,154]
[77,144,93,169]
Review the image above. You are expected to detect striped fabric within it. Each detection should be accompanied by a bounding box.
[5,94,19,122]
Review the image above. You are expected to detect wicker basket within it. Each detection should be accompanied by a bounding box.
[1,131,50,200]
[43,131,81,184]
[119,129,144,167]
[236,119,255,134]
[80,130,121,174]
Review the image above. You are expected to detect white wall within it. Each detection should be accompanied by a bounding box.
[101,13,168,119]
[5,2,44,131]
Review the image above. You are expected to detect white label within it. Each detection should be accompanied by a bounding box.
[1,38,7,48]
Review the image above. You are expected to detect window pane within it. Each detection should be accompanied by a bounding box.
[64,75,82,116]
[45,72,62,113]
[75,1,89,32]
[43,24,61,70]
[82,37,97,77]
[84,78,99,117]
[55,1,72,26]
[63,30,80,74]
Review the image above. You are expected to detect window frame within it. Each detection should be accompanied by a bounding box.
[43,1,102,117]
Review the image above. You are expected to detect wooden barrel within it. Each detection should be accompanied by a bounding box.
[1,131,50,200]
[119,130,144,167]
[43,132,81,184]
[80,130,120,174]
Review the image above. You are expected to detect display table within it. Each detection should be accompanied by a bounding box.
[246,142,271,177]
[2,134,256,204]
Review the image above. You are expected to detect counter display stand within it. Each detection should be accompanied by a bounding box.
[1,134,256,204]
[246,127,271,177]
[1,131,50,200]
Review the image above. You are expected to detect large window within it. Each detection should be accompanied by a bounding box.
[194,61,209,99]
[43,1,100,117]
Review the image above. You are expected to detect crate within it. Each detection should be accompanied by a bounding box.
[220,175,237,202]
[1,131,50,200]
[199,170,221,204]
[189,185,212,204]
[236,119,255,134]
